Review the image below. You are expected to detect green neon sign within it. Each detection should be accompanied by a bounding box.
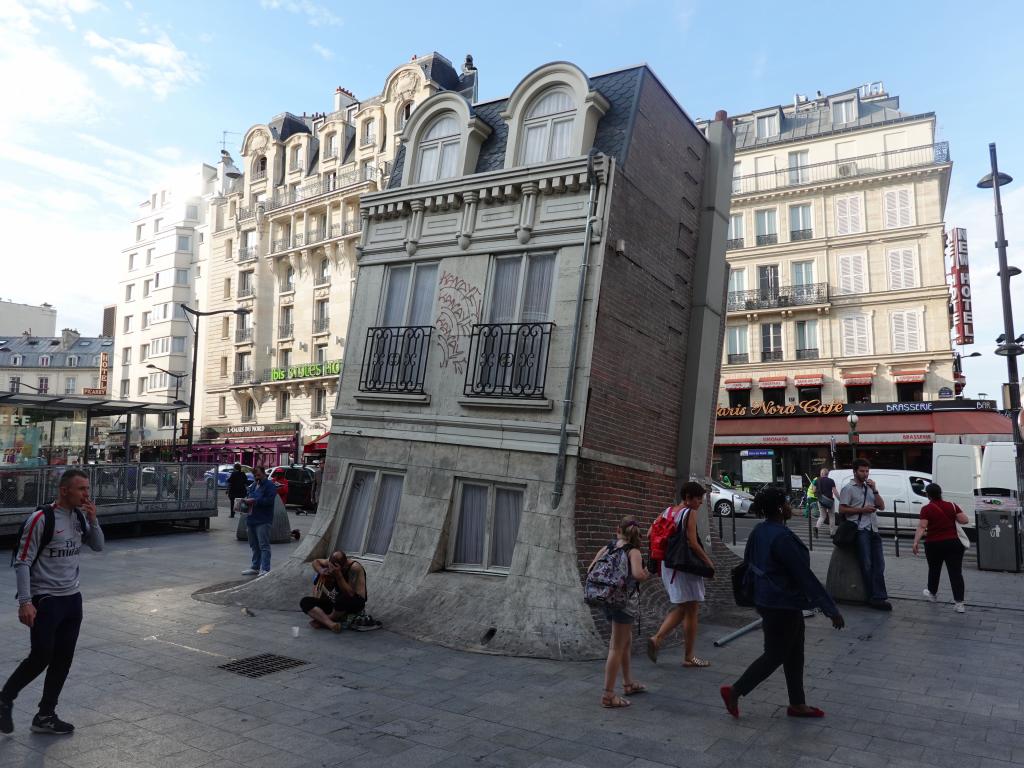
[270,359,341,382]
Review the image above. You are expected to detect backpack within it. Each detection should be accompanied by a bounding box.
[649,506,681,566]
[10,505,87,570]
[584,540,633,610]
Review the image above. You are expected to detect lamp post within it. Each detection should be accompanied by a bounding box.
[145,364,188,458]
[180,304,250,458]
[847,413,859,466]
[978,143,1024,503]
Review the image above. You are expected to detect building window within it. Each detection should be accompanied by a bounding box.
[64,377,76,395]
[755,113,778,139]
[846,384,871,404]
[238,271,254,297]
[143,279,152,297]
[788,204,812,240]
[754,209,777,246]
[487,254,554,325]
[338,469,403,556]
[834,194,864,236]
[797,385,821,402]
[732,161,742,194]
[836,251,867,295]
[223,278,231,299]
[277,391,290,419]
[313,387,327,417]
[314,300,330,332]
[135,225,143,242]
[317,258,331,284]
[8,376,20,393]
[177,235,191,251]
[38,355,50,368]
[791,260,814,288]
[10,355,22,367]
[123,316,133,333]
[137,376,147,394]
[787,150,809,186]
[67,355,78,368]
[324,133,337,158]
[146,248,154,266]
[186,204,199,220]
[361,160,375,181]
[760,322,783,362]
[221,316,230,339]
[362,119,376,146]
[121,347,131,365]
[886,247,918,290]
[757,264,779,300]
[242,398,255,422]
[283,266,295,292]
[727,213,744,249]
[795,319,818,358]
[158,412,174,429]
[727,268,745,296]
[897,381,925,402]
[415,113,461,183]
[397,101,413,130]
[36,377,48,394]
[315,343,328,364]
[841,314,872,357]
[176,269,189,285]
[218,396,226,417]
[890,310,924,353]
[279,348,291,370]
[762,388,786,407]
[120,379,130,398]
[726,326,748,364]
[220,356,227,376]
[125,284,135,302]
[832,100,855,124]
[728,389,750,408]
[449,481,523,572]
[290,144,302,170]
[154,217,162,232]
[521,87,575,164]
[883,188,914,229]
[140,344,149,361]
[381,262,438,327]
[147,371,168,390]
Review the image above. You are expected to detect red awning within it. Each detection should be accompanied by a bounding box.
[794,374,824,385]
[303,431,330,453]
[843,373,874,386]
[893,369,927,383]
[758,376,788,389]
[724,378,752,390]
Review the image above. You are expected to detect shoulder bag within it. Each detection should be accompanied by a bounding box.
[944,500,971,550]
[664,508,715,578]
[832,486,867,549]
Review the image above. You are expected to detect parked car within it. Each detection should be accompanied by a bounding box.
[710,481,754,517]
[827,468,931,534]
[268,465,316,509]
[204,464,255,490]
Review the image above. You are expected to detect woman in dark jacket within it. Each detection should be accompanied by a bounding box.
[227,464,248,518]
[721,488,844,719]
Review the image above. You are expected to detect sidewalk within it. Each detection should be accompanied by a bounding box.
[2,505,1024,767]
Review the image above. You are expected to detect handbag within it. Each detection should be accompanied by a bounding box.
[730,561,754,607]
[944,501,971,550]
[664,508,715,578]
[832,486,867,549]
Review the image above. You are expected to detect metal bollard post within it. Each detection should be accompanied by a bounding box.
[718,511,723,541]
[807,504,814,551]
[731,513,737,546]
[893,500,900,557]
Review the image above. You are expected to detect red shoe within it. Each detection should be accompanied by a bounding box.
[720,686,739,719]
[787,705,825,718]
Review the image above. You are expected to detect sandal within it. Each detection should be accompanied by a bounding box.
[601,690,631,709]
[646,637,659,664]
[623,682,647,695]
[683,657,711,668]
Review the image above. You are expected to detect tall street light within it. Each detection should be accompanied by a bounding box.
[180,304,250,457]
[145,364,188,456]
[978,143,1024,502]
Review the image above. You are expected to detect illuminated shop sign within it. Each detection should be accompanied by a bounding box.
[947,227,974,345]
[269,360,341,382]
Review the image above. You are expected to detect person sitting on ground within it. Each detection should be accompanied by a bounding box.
[299,551,367,633]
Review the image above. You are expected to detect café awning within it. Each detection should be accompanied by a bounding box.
[303,431,330,453]
[843,373,874,387]
[794,374,824,386]
[892,369,927,383]
[758,376,788,389]
[724,378,752,391]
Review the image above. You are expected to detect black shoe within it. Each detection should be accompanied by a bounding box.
[0,697,12,734]
[31,712,74,735]
[869,600,893,612]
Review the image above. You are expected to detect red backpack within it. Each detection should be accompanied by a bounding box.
[649,505,683,565]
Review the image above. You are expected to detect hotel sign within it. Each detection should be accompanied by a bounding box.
[269,359,341,382]
[83,352,109,396]
[947,227,974,345]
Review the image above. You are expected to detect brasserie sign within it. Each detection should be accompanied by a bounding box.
[269,360,341,382]
[717,398,997,419]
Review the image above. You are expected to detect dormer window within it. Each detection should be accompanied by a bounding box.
[324,134,337,158]
[415,113,460,183]
[521,87,576,164]
[397,101,413,130]
[756,113,779,139]
[253,156,267,180]
[10,355,22,367]
[832,99,856,125]
[289,145,302,171]
[362,119,376,147]
[67,355,78,367]
[39,355,50,367]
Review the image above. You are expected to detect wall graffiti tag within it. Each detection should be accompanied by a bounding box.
[433,270,482,373]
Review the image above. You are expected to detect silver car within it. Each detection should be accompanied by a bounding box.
[710,481,754,517]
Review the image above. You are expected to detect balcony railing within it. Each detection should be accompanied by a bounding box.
[238,207,255,222]
[323,149,337,159]
[278,323,294,339]
[271,238,290,254]
[756,233,778,246]
[361,135,376,147]
[464,322,555,399]
[732,142,951,195]
[359,326,433,394]
[331,219,362,238]
[237,285,254,299]
[727,353,749,365]
[796,347,819,360]
[727,282,829,312]
[235,328,253,343]
[790,228,813,242]
[726,238,744,250]
[251,169,267,182]
[762,350,784,362]
[306,228,327,246]
[265,167,373,212]
[313,317,330,334]
[237,246,258,262]
[233,370,255,385]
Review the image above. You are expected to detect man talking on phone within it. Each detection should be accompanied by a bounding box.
[839,458,891,611]
[0,469,104,735]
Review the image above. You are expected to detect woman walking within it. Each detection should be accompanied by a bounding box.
[647,481,715,668]
[913,483,968,613]
[586,518,650,708]
[720,488,844,719]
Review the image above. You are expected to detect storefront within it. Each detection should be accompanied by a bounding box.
[713,399,1012,494]
[302,431,330,464]
[194,422,300,468]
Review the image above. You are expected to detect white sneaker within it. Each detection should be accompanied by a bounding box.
[954,602,966,613]
[922,589,936,602]
[242,568,259,575]
[258,570,270,577]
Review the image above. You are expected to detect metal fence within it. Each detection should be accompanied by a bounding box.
[464,322,554,399]
[359,326,433,394]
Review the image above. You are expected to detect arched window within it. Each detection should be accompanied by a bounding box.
[397,101,413,130]
[415,113,460,183]
[318,258,331,283]
[521,87,576,164]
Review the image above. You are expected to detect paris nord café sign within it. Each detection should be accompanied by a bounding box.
[269,360,341,382]
[717,399,997,419]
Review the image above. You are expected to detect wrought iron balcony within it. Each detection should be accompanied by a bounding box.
[266,168,372,212]
[278,323,294,339]
[762,350,784,363]
[360,135,376,147]
[732,142,951,195]
[237,245,258,262]
[233,370,255,385]
[727,353,749,365]
[727,282,829,312]
[790,228,813,242]
[330,219,362,238]
[464,322,555,399]
[306,228,327,245]
[251,169,267,182]
[323,148,337,159]
[796,347,819,360]
[756,233,778,246]
[235,328,253,343]
[237,285,254,299]
[271,238,290,254]
[359,326,433,394]
[726,238,744,250]
[313,317,330,334]
[238,207,255,222]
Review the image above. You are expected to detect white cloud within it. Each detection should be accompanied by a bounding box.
[85,29,201,99]
[312,43,333,60]
[154,146,184,161]
[674,0,697,33]
[259,0,342,27]
[0,0,100,33]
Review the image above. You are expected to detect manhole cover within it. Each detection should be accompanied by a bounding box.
[218,654,308,678]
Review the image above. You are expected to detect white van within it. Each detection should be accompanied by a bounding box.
[828,469,932,533]
[931,442,1019,526]
[980,442,1018,493]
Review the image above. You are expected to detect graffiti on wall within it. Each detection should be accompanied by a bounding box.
[433,270,482,373]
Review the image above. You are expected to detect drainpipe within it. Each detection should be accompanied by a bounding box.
[551,150,602,509]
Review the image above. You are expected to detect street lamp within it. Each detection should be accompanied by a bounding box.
[180,304,250,457]
[978,143,1024,504]
[846,413,859,466]
[146,364,188,457]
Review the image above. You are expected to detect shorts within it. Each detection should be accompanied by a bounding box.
[601,604,635,625]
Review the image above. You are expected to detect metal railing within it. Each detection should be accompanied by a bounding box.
[237,285,255,299]
[271,238,290,254]
[238,207,255,221]
[237,246,258,262]
[464,322,554,399]
[361,135,376,147]
[235,328,253,343]
[278,323,294,338]
[323,149,337,159]
[761,349,784,362]
[796,347,819,360]
[726,238,744,250]
[359,326,433,394]
[313,317,330,334]
[306,228,327,245]
[727,282,829,312]
[251,169,267,182]
[265,167,373,212]
[233,370,255,385]
[727,353,749,365]
[733,142,951,195]
[331,219,362,238]
[756,233,778,246]
[790,228,813,242]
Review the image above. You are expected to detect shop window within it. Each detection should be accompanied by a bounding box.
[797,386,822,402]
[896,381,924,402]
[728,389,750,408]
[762,389,786,407]
[846,385,871,404]
[448,481,523,573]
[338,469,403,557]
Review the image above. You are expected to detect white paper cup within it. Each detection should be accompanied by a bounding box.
[291,626,300,638]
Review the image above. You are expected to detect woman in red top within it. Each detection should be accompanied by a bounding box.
[912,483,968,612]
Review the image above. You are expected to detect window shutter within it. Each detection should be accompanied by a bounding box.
[835,196,850,236]
[838,252,866,294]
[838,254,853,294]
[897,188,913,226]
[841,317,856,356]
[883,190,899,229]
[843,315,870,356]
[848,195,863,233]
[891,311,908,353]
[906,312,923,352]
[887,248,916,290]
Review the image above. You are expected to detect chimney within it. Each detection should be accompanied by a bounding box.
[462,54,479,102]
[61,328,80,348]
[334,86,356,112]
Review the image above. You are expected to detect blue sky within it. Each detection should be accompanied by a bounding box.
[2,0,1022,398]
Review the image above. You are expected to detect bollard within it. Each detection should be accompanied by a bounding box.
[893,500,901,558]
[807,504,814,551]
[731,512,736,546]
[718,512,723,541]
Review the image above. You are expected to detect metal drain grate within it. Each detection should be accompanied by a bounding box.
[218,653,308,678]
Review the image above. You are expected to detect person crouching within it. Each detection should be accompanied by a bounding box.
[300,551,367,633]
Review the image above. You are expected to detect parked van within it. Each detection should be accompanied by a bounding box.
[980,442,1018,493]
[828,468,932,533]
[931,442,1019,527]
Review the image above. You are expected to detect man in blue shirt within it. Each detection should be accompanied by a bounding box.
[242,467,277,576]
[721,487,843,720]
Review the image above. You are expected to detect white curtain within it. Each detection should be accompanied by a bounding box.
[382,266,411,326]
[528,88,574,118]
[490,488,522,568]
[522,124,547,165]
[522,255,555,322]
[415,146,438,183]
[549,119,573,160]
[408,264,437,326]
[339,471,374,552]
[453,484,487,565]
[438,141,460,180]
[365,474,403,555]
[488,258,521,323]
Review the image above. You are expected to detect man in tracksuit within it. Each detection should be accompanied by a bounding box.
[0,469,104,735]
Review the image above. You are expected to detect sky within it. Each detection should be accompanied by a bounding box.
[2,0,1023,400]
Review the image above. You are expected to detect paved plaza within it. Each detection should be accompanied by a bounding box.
[2,505,1024,767]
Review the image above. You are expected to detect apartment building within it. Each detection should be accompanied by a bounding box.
[710,83,1006,486]
[111,166,216,457]
[197,53,477,467]
[0,300,57,337]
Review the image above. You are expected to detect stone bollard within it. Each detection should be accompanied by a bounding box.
[825,544,868,604]
[236,495,294,543]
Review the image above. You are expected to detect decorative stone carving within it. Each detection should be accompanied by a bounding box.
[515,182,539,245]
[405,199,425,257]
[456,190,478,250]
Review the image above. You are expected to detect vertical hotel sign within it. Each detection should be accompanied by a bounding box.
[82,352,109,396]
[947,227,974,345]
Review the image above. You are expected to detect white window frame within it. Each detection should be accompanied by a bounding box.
[836,250,869,295]
[728,213,744,243]
[755,112,779,139]
[10,355,22,367]
[795,319,818,352]
[277,390,290,419]
[379,262,439,327]
[760,322,783,357]
[882,187,915,229]
[123,316,133,334]
[64,377,77,395]
[841,313,873,357]
[66,355,78,368]
[788,203,813,238]
[754,208,778,238]
[832,99,855,124]
[834,193,864,236]
[38,355,50,368]
[726,326,748,356]
[727,267,746,295]
[890,309,925,354]
[519,86,577,164]
[886,246,919,290]
[414,113,461,183]
[337,467,404,560]
[790,260,815,286]
[787,150,809,185]
[447,478,524,574]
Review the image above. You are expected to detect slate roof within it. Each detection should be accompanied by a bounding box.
[0,335,112,369]
[266,113,313,143]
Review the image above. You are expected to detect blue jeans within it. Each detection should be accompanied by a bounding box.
[247,523,272,572]
[856,528,888,602]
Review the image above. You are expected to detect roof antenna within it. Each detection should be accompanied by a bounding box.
[220,130,243,151]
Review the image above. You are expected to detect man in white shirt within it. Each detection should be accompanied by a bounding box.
[838,458,891,611]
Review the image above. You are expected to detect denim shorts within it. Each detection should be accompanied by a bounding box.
[602,604,635,625]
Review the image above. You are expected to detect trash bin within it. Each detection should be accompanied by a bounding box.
[975,494,1023,572]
